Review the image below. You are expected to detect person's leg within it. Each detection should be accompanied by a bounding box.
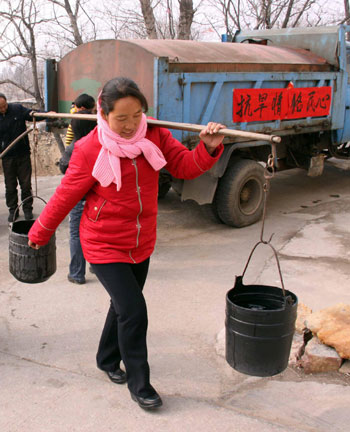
[94,259,149,372]
[2,157,19,219]
[92,259,154,397]
[17,154,33,218]
[68,200,86,283]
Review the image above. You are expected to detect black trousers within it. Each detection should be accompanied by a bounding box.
[91,259,155,397]
[2,154,33,213]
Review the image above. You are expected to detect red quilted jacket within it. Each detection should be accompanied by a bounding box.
[28,124,223,264]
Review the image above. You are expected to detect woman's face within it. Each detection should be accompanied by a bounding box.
[103,96,143,139]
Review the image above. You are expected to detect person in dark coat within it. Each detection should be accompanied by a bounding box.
[0,93,42,222]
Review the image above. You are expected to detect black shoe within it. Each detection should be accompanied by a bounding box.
[24,210,33,220]
[89,265,95,274]
[104,368,127,384]
[130,391,163,410]
[67,275,86,285]
[8,210,19,223]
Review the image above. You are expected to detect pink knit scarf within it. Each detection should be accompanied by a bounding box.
[92,99,167,190]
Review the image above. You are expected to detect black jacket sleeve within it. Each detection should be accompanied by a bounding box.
[22,105,35,122]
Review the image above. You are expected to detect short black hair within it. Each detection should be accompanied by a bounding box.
[74,93,95,110]
[100,77,148,115]
[0,93,7,101]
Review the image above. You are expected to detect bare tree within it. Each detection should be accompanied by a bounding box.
[203,0,244,36]
[94,1,137,39]
[93,0,153,40]
[167,0,176,39]
[139,0,158,38]
[0,0,51,107]
[178,0,195,39]
[137,0,197,39]
[43,0,98,55]
[204,0,334,35]
[343,0,350,39]
[258,0,272,29]
[344,0,350,24]
[48,0,84,46]
[253,0,318,29]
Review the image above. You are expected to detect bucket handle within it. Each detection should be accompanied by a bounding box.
[10,195,47,225]
[241,240,286,297]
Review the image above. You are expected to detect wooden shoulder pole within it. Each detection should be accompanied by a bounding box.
[32,112,281,144]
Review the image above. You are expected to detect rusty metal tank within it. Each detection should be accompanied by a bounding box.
[51,38,332,114]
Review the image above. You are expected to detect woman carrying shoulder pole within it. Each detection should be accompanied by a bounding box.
[28,76,225,410]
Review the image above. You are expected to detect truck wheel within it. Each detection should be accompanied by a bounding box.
[201,201,223,224]
[158,170,172,199]
[158,182,171,199]
[216,159,264,227]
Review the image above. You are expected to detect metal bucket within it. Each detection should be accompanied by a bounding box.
[225,241,298,377]
[225,275,298,376]
[8,197,56,284]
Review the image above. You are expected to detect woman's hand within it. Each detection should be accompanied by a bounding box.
[199,122,226,155]
[28,239,41,250]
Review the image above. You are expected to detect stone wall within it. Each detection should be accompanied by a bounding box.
[0,129,65,176]
[30,130,64,176]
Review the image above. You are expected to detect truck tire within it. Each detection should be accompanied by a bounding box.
[201,201,223,224]
[158,182,171,199]
[158,169,172,199]
[215,159,264,227]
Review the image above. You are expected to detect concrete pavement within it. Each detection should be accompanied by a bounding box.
[1,159,350,431]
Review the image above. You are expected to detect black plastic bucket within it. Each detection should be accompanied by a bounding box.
[9,219,56,284]
[226,275,298,377]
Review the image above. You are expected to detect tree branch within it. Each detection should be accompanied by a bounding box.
[0,79,36,98]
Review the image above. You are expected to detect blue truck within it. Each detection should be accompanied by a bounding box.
[45,24,350,227]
